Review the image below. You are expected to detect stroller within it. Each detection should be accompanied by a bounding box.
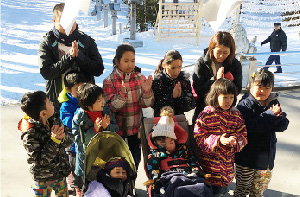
[79,123,137,196]
[140,114,212,197]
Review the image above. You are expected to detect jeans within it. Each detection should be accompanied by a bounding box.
[264,54,282,72]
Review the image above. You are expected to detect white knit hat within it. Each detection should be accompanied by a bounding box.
[152,116,176,139]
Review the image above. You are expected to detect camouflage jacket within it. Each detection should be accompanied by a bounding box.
[18,115,74,181]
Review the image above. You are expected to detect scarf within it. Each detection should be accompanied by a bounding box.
[53,24,79,46]
[85,110,103,123]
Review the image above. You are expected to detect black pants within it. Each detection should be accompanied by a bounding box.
[124,134,141,171]
[264,54,282,72]
[67,151,83,189]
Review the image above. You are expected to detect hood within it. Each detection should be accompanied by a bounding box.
[58,88,69,103]
[18,115,34,133]
[148,116,188,149]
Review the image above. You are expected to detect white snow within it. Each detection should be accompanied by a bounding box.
[1,0,300,106]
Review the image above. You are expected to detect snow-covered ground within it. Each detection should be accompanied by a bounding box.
[1,0,300,105]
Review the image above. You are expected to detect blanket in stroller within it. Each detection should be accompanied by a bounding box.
[154,171,213,197]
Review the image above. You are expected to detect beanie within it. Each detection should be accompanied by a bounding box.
[152,116,176,139]
[104,158,128,172]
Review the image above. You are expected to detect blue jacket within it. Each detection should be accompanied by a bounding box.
[72,107,119,176]
[59,90,80,153]
[235,93,289,170]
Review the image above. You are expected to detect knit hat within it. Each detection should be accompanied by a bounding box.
[152,116,176,139]
[104,158,128,172]
[274,22,281,26]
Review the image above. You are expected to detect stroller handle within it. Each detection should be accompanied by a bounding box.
[79,120,86,146]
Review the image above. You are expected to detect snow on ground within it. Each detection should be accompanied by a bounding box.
[1,0,300,105]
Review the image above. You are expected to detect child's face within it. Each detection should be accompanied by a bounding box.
[218,93,234,110]
[213,44,230,63]
[251,82,272,102]
[110,167,127,181]
[44,98,54,119]
[154,137,166,148]
[88,95,104,112]
[116,51,135,74]
[163,59,182,79]
[67,83,84,98]
[165,137,176,153]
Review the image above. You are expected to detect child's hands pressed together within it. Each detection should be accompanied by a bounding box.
[270,104,282,117]
[220,133,236,147]
[173,82,181,98]
[51,125,65,140]
[94,117,102,132]
[141,75,153,92]
[101,114,110,129]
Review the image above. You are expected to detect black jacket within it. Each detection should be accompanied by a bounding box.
[38,29,104,111]
[192,51,242,123]
[235,93,289,170]
[261,28,287,52]
[152,70,194,117]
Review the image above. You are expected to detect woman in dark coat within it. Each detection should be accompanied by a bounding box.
[192,31,243,124]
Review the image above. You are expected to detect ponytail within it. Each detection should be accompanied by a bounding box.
[154,59,164,74]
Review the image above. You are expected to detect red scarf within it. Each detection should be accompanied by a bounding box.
[85,110,103,133]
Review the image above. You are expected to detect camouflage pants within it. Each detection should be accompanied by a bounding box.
[234,164,272,197]
[32,177,68,197]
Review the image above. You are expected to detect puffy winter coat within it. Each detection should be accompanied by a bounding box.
[72,107,118,176]
[194,106,247,187]
[235,93,289,170]
[18,115,74,181]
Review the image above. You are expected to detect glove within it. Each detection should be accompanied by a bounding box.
[261,42,263,46]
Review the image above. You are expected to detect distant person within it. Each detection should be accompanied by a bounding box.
[18,91,74,196]
[38,3,104,112]
[58,71,86,196]
[261,22,287,73]
[103,43,154,170]
[234,69,289,196]
[152,50,194,117]
[194,78,247,196]
[72,83,118,196]
[192,31,242,125]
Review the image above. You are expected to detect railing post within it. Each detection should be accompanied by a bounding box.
[247,57,256,89]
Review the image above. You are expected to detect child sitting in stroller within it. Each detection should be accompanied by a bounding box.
[147,106,212,196]
[84,157,131,197]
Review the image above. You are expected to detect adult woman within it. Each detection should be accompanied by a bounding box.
[192,31,242,124]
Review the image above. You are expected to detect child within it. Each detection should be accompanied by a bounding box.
[147,106,203,195]
[152,49,194,117]
[103,43,154,169]
[234,69,289,196]
[72,83,118,194]
[95,158,130,197]
[193,78,247,196]
[18,91,74,196]
[58,70,86,195]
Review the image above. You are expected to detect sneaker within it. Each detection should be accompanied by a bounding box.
[75,187,82,197]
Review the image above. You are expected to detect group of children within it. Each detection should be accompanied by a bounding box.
[19,40,289,196]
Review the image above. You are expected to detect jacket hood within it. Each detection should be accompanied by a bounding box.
[18,115,34,133]
[58,88,69,103]
[148,116,188,149]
